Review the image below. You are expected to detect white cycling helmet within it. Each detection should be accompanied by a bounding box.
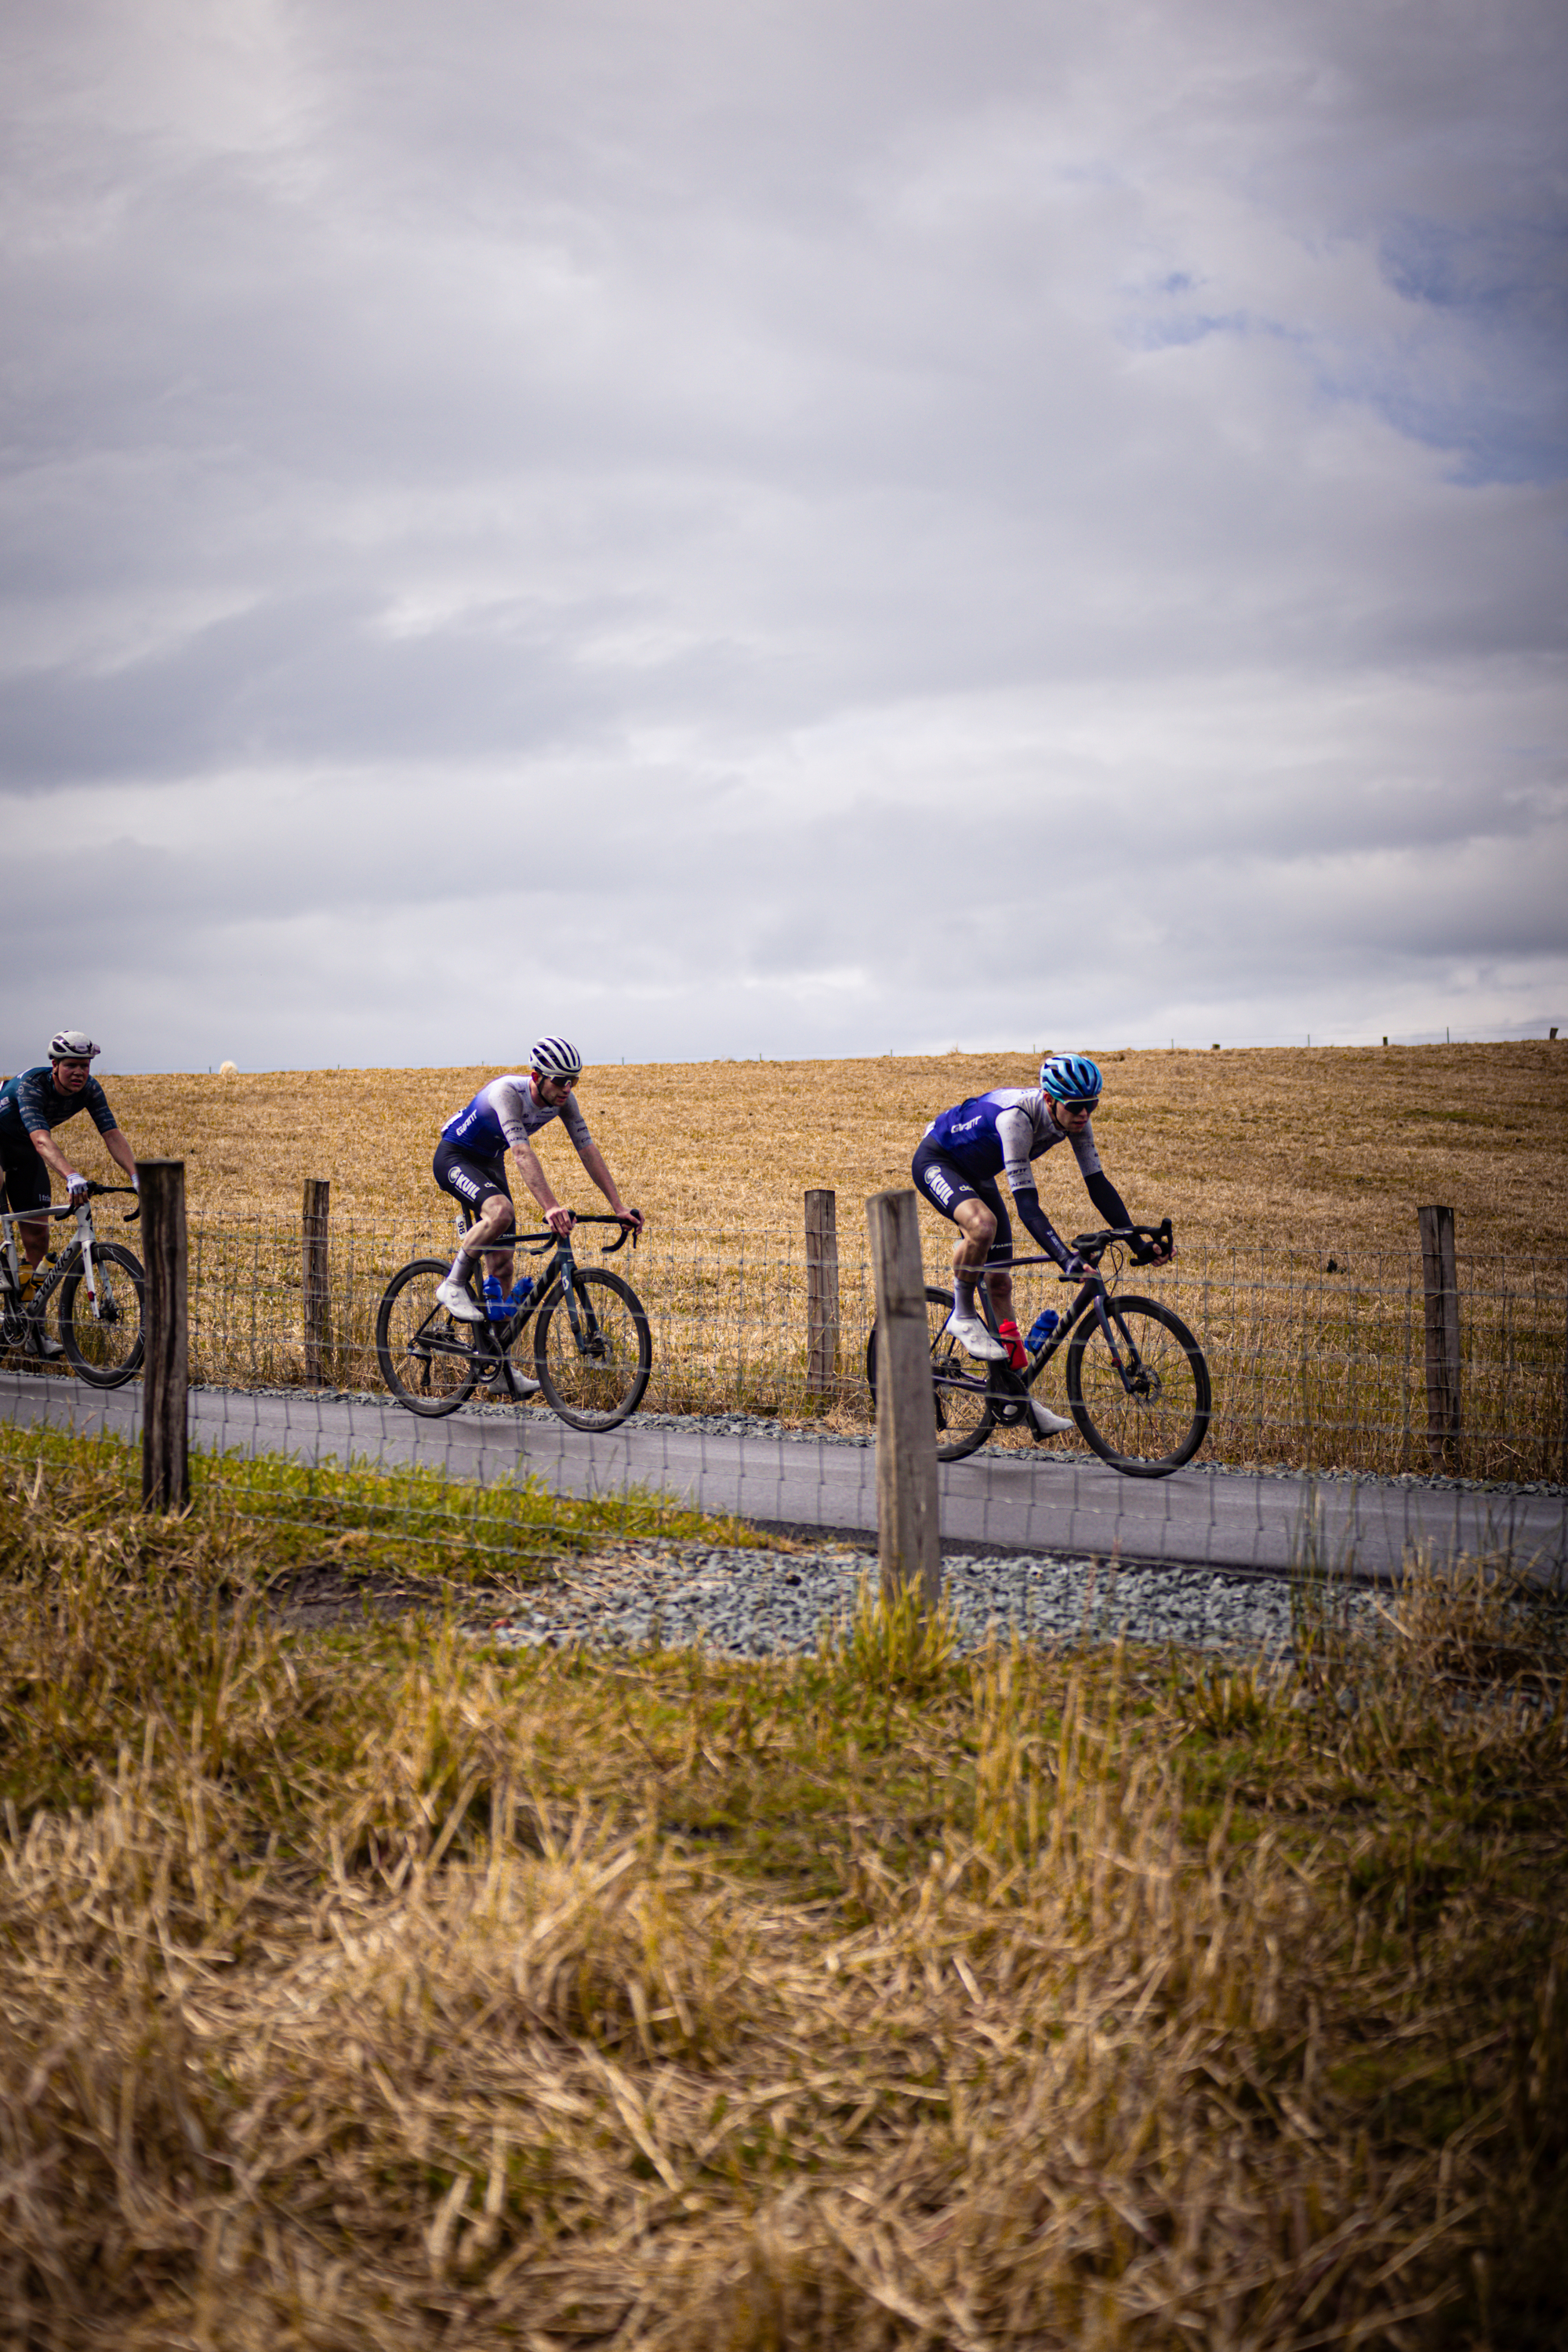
[529,1035,583,1082]
[49,1029,100,1062]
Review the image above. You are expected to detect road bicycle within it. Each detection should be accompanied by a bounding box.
[0,1178,145,1386]
[866,1219,1210,1478]
[375,1212,652,1430]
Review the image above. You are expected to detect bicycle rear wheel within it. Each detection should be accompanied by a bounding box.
[376,1258,482,1417]
[1065,1294,1210,1476]
[58,1244,146,1386]
[865,1284,995,1464]
[533,1269,652,1431]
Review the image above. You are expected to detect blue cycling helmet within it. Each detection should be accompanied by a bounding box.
[1039,1052,1102,1105]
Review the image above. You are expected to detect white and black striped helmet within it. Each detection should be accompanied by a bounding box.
[49,1029,100,1062]
[529,1036,583,1082]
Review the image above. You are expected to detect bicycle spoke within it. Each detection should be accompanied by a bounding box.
[1066,1297,1210,1476]
[534,1269,652,1431]
[376,1261,482,1417]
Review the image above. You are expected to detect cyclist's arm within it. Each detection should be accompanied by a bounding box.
[997,1103,1082,1272]
[1006,1177,1082,1272]
[24,1127,87,1195]
[102,1129,140,1188]
[1084,1169,1132,1231]
[507,1137,572,1237]
[573,1136,644,1234]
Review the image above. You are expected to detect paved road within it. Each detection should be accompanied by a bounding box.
[5,1371,1564,1584]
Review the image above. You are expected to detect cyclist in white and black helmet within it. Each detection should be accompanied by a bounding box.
[913,1051,1170,1391]
[0,1031,143,1356]
[433,1037,644,1327]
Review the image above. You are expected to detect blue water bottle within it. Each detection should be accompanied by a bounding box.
[483,1276,535,1322]
[1025,1307,1058,1352]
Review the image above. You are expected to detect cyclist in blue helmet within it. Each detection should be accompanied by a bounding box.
[913,1051,1171,1395]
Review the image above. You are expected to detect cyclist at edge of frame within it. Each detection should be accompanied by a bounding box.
[432,1036,644,1334]
[912,1051,1171,1411]
[0,1029,143,1362]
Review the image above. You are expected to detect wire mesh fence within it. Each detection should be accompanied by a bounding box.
[12,1203,1563,1486]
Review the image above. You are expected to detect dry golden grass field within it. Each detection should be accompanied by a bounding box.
[9,1044,1566,1472]
[57,1040,1568,1256]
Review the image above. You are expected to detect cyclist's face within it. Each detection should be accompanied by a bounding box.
[52,1059,91,1094]
[1054,1098,1094,1133]
[533,1070,577,1107]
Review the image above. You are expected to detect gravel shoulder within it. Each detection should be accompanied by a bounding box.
[459,1534,1371,1661]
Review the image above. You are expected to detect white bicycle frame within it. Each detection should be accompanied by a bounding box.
[69,1195,102,1312]
[0,1194,102,1315]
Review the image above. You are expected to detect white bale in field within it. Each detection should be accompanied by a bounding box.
[219,1060,238,1076]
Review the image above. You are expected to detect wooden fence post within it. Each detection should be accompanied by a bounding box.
[303,1177,331,1388]
[804,1188,839,1399]
[1417,1204,1461,1475]
[139,1159,189,1512]
[866,1189,941,1613]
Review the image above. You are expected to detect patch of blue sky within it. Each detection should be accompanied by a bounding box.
[1370,212,1568,485]
[1131,306,1251,350]
[1355,363,1566,488]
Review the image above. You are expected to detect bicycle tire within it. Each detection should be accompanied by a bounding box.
[532,1268,652,1431]
[58,1244,146,1386]
[865,1284,996,1465]
[1065,1294,1210,1477]
[376,1258,483,1417]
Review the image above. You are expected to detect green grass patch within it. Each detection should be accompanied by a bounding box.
[1,1416,780,1581]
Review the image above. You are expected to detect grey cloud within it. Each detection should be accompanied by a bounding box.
[2,0,1564,1068]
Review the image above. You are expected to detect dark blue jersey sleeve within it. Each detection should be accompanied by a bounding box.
[0,1067,118,1143]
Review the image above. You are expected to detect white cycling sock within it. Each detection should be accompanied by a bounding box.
[448,1249,475,1283]
[953,1276,977,1316]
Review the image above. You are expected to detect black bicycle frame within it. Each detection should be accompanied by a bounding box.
[424,1211,634,1388]
[947,1220,1174,1417]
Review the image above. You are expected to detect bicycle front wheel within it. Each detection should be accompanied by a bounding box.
[533,1269,652,1431]
[376,1258,482,1417]
[1065,1294,1210,1477]
[58,1245,146,1386]
[865,1285,995,1465]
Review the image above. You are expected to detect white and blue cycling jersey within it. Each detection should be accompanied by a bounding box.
[924,1089,1102,1192]
[916,1087,1134,1265]
[441,1076,593,1162]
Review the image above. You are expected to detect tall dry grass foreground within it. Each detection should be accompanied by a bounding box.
[3,1438,1567,2347]
[64,1041,1568,1257]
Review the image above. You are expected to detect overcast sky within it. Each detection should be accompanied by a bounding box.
[4,0,1565,1072]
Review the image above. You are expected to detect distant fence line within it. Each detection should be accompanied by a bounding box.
[31,1184,1529,1486]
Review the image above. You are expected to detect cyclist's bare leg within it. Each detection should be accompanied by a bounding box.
[19,1218,49,1275]
[951,1199,1014,1326]
[459,1191,517,1292]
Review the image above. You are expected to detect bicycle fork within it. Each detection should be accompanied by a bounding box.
[1090,1293,1157,1398]
[557,1260,608,1360]
[70,1200,102,1314]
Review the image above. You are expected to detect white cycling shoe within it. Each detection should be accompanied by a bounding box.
[943,1308,1008,1361]
[437,1275,486,1323]
[1028,1399,1074,1436]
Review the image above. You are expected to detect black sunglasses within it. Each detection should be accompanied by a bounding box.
[1055,1097,1098,1116]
